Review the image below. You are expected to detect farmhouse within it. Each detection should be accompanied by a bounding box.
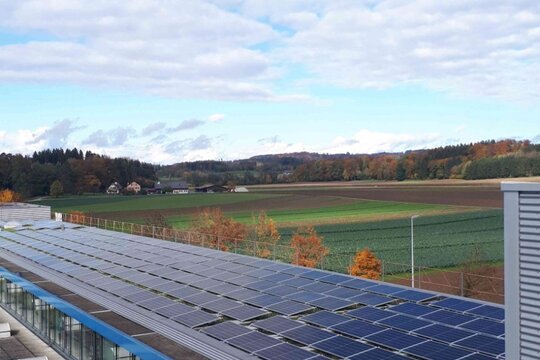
[195,184,228,193]
[150,181,189,194]
[106,181,122,194]
[126,181,141,193]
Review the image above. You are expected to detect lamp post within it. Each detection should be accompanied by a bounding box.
[411,215,419,288]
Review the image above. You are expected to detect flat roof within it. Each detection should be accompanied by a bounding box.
[0,221,505,360]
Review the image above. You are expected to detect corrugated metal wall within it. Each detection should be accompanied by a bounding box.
[519,191,540,359]
[503,182,540,360]
[0,203,51,222]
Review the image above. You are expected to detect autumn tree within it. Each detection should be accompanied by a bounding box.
[291,226,329,268]
[190,208,246,251]
[144,212,173,239]
[249,211,281,258]
[50,180,64,197]
[0,189,22,203]
[349,248,381,280]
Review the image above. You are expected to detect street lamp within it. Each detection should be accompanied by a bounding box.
[411,215,419,288]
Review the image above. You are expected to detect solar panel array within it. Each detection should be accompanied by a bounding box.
[0,223,505,360]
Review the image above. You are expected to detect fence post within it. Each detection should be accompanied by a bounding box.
[381,260,385,282]
[152,226,155,238]
[273,244,276,261]
[460,272,464,297]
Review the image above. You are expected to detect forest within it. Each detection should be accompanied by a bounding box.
[1,139,539,198]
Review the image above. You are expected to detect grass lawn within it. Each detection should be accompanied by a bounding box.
[34,193,279,213]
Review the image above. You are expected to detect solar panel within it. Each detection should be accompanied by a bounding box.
[245,294,283,308]
[137,296,176,310]
[221,304,269,321]
[378,314,433,332]
[280,277,313,288]
[253,316,304,334]
[348,347,407,360]
[266,300,313,316]
[300,310,351,328]
[413,324,474,344]
[323,286,362,299]
[465,304,505,321]
[201,321,252,341]
[350,292,395,306]
[285,290,325,303]
[308,296,354,311]
[172,310,219,328]
[392,289,437,302]
[280,266,311,276]
[364,329,426,350]
[454,334,505,356]
[366,284,404,295]
[183,292,221,306]
[263,285,300,297]
[312,335,374,358]
[226,331,282,353]
[225,287,260,301]
[422,309,476,326]
[319,274,352,284]
[301,282,339,293]
[154,303,194,318]
[331,319,387,339]
[389,302,438,317]
[260,272,294,283]
[255,343,317,360]
[347,306,396,322]
[166,286,202,299]
[432,297,483,312]
[403,340,473,360]
[201,298,242,313]
[300,270,330,280]
[460,318,505,337]
[280,324,336,345]
[123,290,157,303]
[205,282,243,295]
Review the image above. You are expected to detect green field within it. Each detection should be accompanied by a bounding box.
[278,209,504,273]
[167,200,449,228]
[34,193,278,213]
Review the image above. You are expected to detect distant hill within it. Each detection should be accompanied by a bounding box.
[158,139,540,186]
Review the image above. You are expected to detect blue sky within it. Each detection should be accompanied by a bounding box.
[0,1,539,164]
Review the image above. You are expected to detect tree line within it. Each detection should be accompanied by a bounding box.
[0,148,156,197]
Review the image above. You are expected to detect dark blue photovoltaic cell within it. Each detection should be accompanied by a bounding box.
[154,303,194,318]
[432,297,482,312]
[461,353,498,360]
[341,278,375,290]
[460,318,505,337]
[454,334,505,356]
[422,309,476,326]
[319,273,352,284]
[392,289,437,302]
[245,294,282,307]
[300,310,351,327]
[301,282,339,293]
[221,304,268,321]
[261,272,294,283]
[280,324,336,345]
[183,292,220,306]
[324,287,362,299]
[331,319,387,339]
[201,298,242,313]
[280,266,311,276]
[166,286,202,299]
[280,277,313,288]
[404,340,473,360]
[263,285,300,297]
[350,292,395,306]
[347,306,395,322]
[390,302,438,317]
[245,279,275,291]
[300,270,330,280]
[312,335,374,358]
[365,329,426,350]
[348,347,407,359]
[201,321,252,340]
[172,310,219,328]
[225,287,259,301]
[366,284,404,295]
[285,290,325,303]
[253,316,304,334]
[466,305,505,321]
[255,343,316,360]
[378,314,433,332]
[266,300,313,316]
[413,324,474,343]
[226,331,282,353]
[308,296,354,311]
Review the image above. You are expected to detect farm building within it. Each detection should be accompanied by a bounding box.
[150,181,189,194]
[106,182,123,195]
[195,184,228,193]
[0,187,524,359]
[126,181,141,193]
[233,186,249,193]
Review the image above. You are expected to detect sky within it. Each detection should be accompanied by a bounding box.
[0,0,539,164]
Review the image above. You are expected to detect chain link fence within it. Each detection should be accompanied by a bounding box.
[59,212,504,303]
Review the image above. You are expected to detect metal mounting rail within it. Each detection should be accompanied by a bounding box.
[0,250,256,360]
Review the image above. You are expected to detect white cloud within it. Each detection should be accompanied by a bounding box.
[207,113,225,122]
[325,129,446,154]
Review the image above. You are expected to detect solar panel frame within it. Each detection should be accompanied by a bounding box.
[221,304,269,321]
[280,324,336,345]
[172,310,220,328]
[226,331,282,353]
[311,335,374,358]
[201,321,252,341]
[265,300,313,316]
[252,316,304,334]
[300,310,351,328]
[255,342,316,360]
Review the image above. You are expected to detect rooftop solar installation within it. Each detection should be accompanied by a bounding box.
[0,222,505,360]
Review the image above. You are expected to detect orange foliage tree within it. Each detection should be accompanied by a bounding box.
[291,226,329,268]
[250,211,281,258]
[349,248,382,280]
[0,189,22,203]
[190,208,246,251]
